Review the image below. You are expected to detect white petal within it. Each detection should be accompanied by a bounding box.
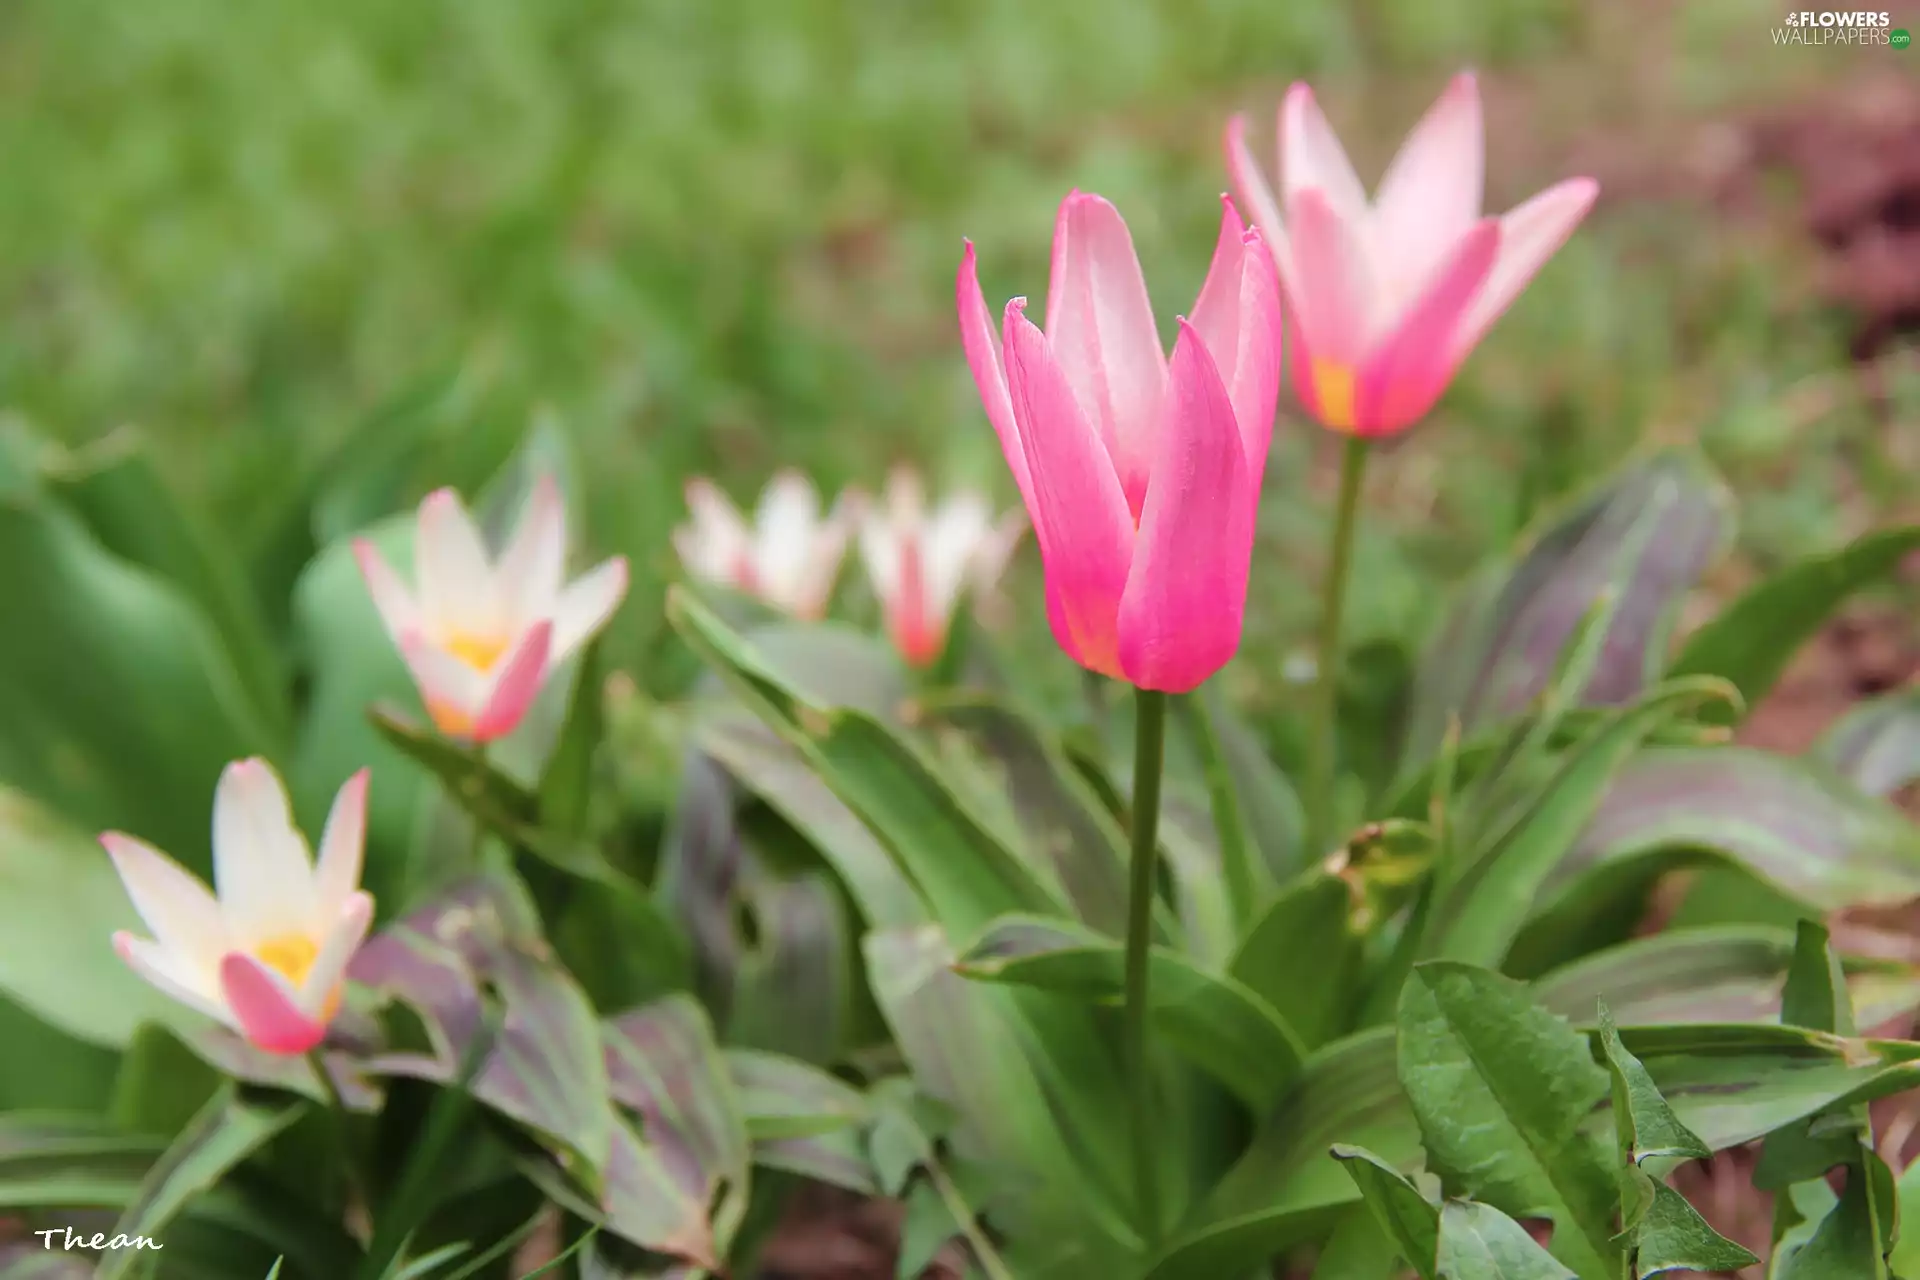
[1280,83,1370,223]
[857,507,903,610]
[1372,73,1486,311]
[301,892,374,1019]
[398,632,489,728]
[312,769,369,925]
[789,490,859,619]
[115,931,236,1029]
[495,475,568,630]
[212,759,315,945]
[548,557,629,665]
[968,508,1029,600]
[352,540,421,642]
[923,494,996,627]
[677,479,753,583]
[752,471,825,610]
[415,488,500,636]
[102,833,227,971]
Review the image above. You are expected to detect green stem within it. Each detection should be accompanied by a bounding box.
[468,744,489,866]
[306,1049,369,1232]
[927,1159,1016,1280]
[1308,437,1370,858]
[1123,687,1168,1247]
[1181,689,1259,928]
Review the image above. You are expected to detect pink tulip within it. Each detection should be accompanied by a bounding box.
[958,192,1282,692]
[673,472,858,621]
[1226,72,1598,436]
[857,469,1025,668]
[105,760,374,1056]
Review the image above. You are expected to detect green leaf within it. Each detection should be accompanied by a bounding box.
[1309,1207,1408,1279]
[1229,872,1363,1052]
[1420,679,1733,968]
[0,789,199,1050]
[1534,928,1839,1027]
[110,1024,224,1138]
[0,463,275,860]
[1329,1144,1440,1280]
[727,1048,868,1142]
[1756,922,1866,1191]
[1815,687,1920,799]
[954,914,1306,1112]
[0,1112,166,1208]
[1192,683,1306,883]
[1596,1001,1711,1165]
[1889,1155,1920,1276]
[727,870,852,1064]
[1667,524,1920,725]
[1627,1178,1758,1277]
[1435,1200,1577,1279]
[1403,449,1732,763]
[1773,1156,1889,1279]
[898,1180,959,1279]
[919,695,1131,936]
[95,1087,302,1280]
[537,637,606,841]
[1397,963,1620,1279]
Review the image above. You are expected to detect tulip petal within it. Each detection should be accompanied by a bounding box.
[470,621,553,742]
[115,932,234,1027]
[1372,72,1485,297]
[676,479,753,583]
[301,891,374,1020]
[923,492,995,629]
[1117,321,1253,693]
[1285,188,1377,431]
[1044,192,1166,517]
[417,489,499,636]
[1356,218,1501,435]
[220,952,327,1055]
[495,475,567,628]
[1452,177,1599,357]
[968,508,1028,600]
[398,631,488,732]
[1224,115,1288,254]
[753,471,825,613]
[1003,301,1134,680]
[549,557,628,665]
[790,491,857,620]
[102,834,227,970]
[958,242,1035,513]
[352,540,421,642]
[212,759,314,945]
[1190,200,1284,483]
[1280,83,1370,223]
[312,769,368,925]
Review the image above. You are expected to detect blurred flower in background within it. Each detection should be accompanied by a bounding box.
[355,479,628,742]
[674,471,859,620]
[958,191,1282,691]
[1227,72,1598,437]
[856,468,1025,667]
[103,760,372,1056]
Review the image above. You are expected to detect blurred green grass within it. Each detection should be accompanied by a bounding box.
[0,0,1909,706]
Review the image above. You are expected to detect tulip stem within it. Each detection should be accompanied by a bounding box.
[1123,686,1167,1247]
[306,1049,369,1232]
[1309,437,1370,859]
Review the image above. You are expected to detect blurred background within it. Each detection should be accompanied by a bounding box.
[0,0,1915,713]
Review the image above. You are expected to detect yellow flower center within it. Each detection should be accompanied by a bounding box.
[1312,359,1358,433]
[253,932,340,1020]
[444,631,510,673]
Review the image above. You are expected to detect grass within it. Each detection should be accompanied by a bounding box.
[0,0,1909,702]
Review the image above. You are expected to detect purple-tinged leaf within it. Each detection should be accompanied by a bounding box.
[522,1118,717,1269]
[727,1048,868,1141]
[1404,450,1732,765]
[728,870,851,1064]
[472,947,613,1173]
[752,1127,879,1195]
[1816,688,1920,799]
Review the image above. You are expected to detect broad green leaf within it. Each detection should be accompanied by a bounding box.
[920,696,1131,935]
[1816,688,1920,799]
[1628,1179,1758,1277]
[0,1112,166,1208]
[537,636,606,841]
[656,744,746,1013]
[954,914,1306,1112]
[1667,524,1920,724]
[727,870,852,1064]
[726,1049,867,1142]
[0,465,275,860]
[1309,1206,1405,1279]
[46,428,290,747]
[1597,1002,1711,1165]
[1757,923,1867,1192]
[1329,1144,1440,1280]
[1397,963,1620,1278]
[1421,679,1732,968]
[601,995,749,1254]
[1889,1156,1920,1276]
[1772,1155,1889,1279]
[520,1119,717,1268]
[751,1125,878,1196]
[1435,1200,1577,1279]
[1192,683,1305,884]
[1532,928,1883,1028]
[110,1024,223,1138]
[0,789,198,1050]
[898,1179,959,1279]
[1229,872,1363,1052]
[95,1087,302,1280]
[1403,449,1732,764]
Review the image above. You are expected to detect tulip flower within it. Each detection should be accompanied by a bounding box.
[957,191,1282,692]
[856,469,1026,667]
[355,480,628,742]
[104,760,372,1056]
[673,471,857,620]
[1226,72,1598,436]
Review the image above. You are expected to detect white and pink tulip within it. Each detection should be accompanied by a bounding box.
[673,471,857,620]
[857,470,1024,668]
